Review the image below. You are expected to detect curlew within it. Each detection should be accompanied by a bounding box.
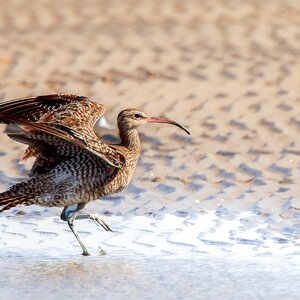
[0,94,190,255]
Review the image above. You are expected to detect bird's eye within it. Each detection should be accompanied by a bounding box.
[134,113,142,119]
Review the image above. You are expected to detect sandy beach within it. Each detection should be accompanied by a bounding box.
[1,1,300,299]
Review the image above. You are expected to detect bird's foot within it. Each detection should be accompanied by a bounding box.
[81,248,106,256]
[98,248,106,255]
[73,213,113,232]
[82,250,92,256]
[89,214,113,232]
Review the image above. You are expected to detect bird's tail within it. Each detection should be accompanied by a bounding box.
[0,174,72,213]
[0,178,42,213]
[0,189,32,213]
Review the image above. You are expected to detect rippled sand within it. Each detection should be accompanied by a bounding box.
[1,1,300,299]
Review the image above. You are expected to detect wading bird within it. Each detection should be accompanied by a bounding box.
[0,94,190,255]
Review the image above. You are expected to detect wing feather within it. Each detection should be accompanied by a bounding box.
[0,94,125,168]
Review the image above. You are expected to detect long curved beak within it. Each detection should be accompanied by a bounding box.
[147,117,190,135]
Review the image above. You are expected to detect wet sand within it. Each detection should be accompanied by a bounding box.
[1,255,300,300]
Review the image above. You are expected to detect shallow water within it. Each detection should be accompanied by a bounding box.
[1,0,300,299]
[1,255,300,300]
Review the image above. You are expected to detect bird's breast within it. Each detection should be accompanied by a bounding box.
[106,155,139,195]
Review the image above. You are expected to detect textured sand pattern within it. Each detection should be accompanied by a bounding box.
[0,0,300,257]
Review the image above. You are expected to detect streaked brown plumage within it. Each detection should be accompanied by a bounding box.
[0,94,190,255]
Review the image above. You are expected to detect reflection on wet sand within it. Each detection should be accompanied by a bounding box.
[1,255,300,299]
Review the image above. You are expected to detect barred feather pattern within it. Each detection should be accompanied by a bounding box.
[0,152,123,212]
[0,94,126,168]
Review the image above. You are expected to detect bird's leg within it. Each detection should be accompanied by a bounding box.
[61,205,110,256]
[61,204,91,256]
[70,214,112,255]
[74,214,113,232]
[67,212,91,256]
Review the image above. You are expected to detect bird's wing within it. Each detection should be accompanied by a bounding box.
[0,94,104,161]
[0,94,125,168]
[0,94,104,129]
[5,123,83,176]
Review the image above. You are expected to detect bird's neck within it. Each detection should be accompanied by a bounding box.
[119,127,141,153]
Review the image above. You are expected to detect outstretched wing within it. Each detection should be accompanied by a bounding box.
[0,93,104,131]
[0,94,125,168]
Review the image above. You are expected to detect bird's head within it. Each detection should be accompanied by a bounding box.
[117,108,190,135]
